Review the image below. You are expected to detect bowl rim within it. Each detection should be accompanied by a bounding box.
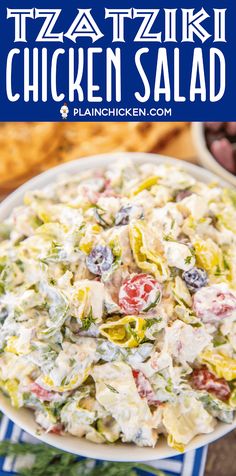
[0,151,236,462]
[192,122,236,187]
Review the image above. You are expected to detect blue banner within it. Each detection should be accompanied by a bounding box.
[0,0,235,121]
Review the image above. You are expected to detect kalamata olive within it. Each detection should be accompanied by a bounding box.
[225,122,236,137]
[86,245,114,275]
[205,122,224,132]
[205,131,225,147]
[182,267,208,293]
[210,138,235,173]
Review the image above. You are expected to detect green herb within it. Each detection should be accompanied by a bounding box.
[169,267,180,278]
[0,223,11,240]
[184,256,192,265]
[184,248,195,265]
[225,188,236,209]
[214,265,224,277]
[61,376,68,386]
[40,302,50,312]
[0,281,5,296]
[109,240,122,271]
[41,242,64,264]
[145,317,162,328]
[15,260,25,272]
[94,206,114,228]
[0,440,168,476]
[170,218,175,230]
[51,401,66,419]
[165,378,173,393]
[81,307,96,331]
[105,384,119,394]
[143,293,161,312]
[127,324,141,344]
[78,223,86,233]
[0,266,7,282]
[163,234,174,242]
[199,395,234,424]
[69,358,76,367]
[22,392,31,403]
[223,256,230,271]
[135,465,167,476]
[213,333,227,347]
[14,308,23,320]
[0,263,5,274]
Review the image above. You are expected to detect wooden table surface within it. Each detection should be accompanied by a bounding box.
[0,123,235,475]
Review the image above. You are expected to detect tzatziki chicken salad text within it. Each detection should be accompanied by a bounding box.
[1,159,236,450]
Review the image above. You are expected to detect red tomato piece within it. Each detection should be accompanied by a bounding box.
[50,424,64,435]
[119,274,162,315]
[30,383,55,402]
[132,369,160,406]
[191,368,231,401]
[193,285,236,323]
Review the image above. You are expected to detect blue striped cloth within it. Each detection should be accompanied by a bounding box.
[0,415,207,476]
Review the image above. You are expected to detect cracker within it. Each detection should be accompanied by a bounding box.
[58,122,187,162]
[0,123,60,184]
[0,122,187,188]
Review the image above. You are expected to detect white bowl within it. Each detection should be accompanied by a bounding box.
[192,122,236,187]
[0,152,235,462]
